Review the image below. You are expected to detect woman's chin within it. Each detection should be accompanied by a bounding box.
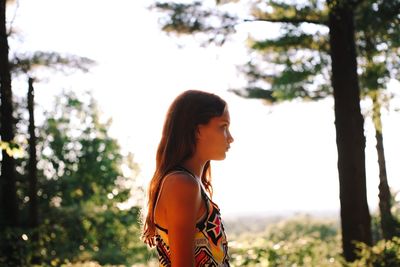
[213,153,227,161]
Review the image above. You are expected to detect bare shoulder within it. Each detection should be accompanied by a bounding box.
[162,171,202,228]
[163,171,201,200]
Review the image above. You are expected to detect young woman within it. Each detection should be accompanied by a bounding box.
[142,90,234,267]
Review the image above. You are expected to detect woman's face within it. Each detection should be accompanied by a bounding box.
[197,108,234,161]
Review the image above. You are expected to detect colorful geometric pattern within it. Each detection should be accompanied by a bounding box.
[154,168,230,266]
[194,246,219,266]
[155,234,171,266]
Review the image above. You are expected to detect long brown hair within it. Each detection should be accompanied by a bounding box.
[141,90,227,247]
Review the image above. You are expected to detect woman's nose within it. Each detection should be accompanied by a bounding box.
[228,131,234,143]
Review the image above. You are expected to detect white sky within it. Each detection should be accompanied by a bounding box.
[8,0,400,217]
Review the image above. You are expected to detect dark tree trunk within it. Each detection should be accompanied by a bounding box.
[328,0,372,262]
[28,77,40,264]
[28,77,38,228]
[371,93,398,240]
[0,0,18,228]
[0,0,19,265]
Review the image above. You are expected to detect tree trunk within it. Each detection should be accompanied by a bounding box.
[0,0,19,265]
[371,92,398,240]
[0,0,18,228]
[328,0,372,262]
[28,77,40,264]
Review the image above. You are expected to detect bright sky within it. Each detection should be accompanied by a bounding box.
[9,0,400,217]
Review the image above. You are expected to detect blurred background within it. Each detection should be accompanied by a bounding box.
[0,0,399,266]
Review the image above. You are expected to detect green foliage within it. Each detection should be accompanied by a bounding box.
[346,194,400,267]
[251,33,329,53]
[33,90,149,266]
[39,91,131,207]
[227,208,399,267]
[0,139,24,157]
[10,51,96,76]
[251,0,328,25]
[228,215,344,266]
[370,191,400,242]
[152,1,237,45]
[222,0,399,104]
[355,0,400,94]
[151,0,399,127]
[0,227,35,266]
[1,90,151,266]
[347,237,400,267]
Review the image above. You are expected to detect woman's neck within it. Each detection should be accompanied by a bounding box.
[181,157,206,180]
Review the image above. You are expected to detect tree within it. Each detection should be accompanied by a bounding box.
[355,0,400,240]
[27,77,39,264]
[327,0,372,261]
[234,0,400,241]
[0,0,19,264]
[34,91,148,265]
[9,51,95,264]
[0,0,18,227]
[150,0,383,261]
[237,0,400,241]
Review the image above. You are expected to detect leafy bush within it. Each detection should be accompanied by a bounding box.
[347,237,400,267]
[0,91,151,266]
[228,215,344,267]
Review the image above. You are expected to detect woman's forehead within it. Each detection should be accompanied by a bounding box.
[211,109,230,123]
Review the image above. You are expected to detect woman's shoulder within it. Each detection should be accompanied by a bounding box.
[155,170,203,229]
[162,171,201,201]
[162,171,201,207]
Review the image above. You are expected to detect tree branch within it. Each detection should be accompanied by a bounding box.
[243,18,328,26]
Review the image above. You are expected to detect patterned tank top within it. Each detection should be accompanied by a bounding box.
[154,166,230,267]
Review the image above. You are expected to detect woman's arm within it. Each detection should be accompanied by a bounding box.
[163,173,202,267]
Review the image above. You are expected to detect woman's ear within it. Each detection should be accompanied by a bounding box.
[195,125,203,140]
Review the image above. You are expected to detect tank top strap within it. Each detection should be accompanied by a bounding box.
[173,165,196,179]
[173,165,210,230]
[153,166,209,226]
[173,165,209,200]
